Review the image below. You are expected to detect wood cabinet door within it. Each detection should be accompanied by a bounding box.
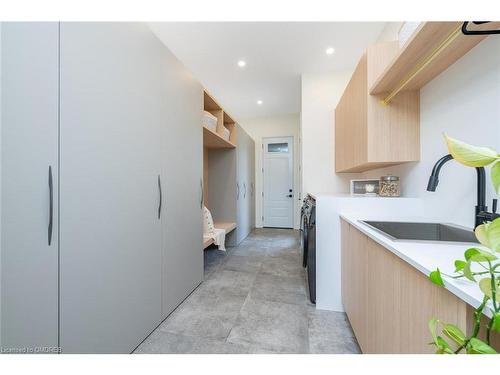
[59,23,163,353]
[1,22,60,351]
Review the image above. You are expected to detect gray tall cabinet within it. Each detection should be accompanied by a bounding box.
[1,22,203,353]
[236,125,256,244]
[205,125,255,247]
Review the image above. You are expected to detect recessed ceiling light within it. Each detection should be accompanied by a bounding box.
[237,60,246,67]
[325,47,335,55]
[257,100,263,105]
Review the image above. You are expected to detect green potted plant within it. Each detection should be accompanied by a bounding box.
[428,134,500,354]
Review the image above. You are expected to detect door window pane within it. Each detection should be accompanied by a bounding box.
[267,142,289,153]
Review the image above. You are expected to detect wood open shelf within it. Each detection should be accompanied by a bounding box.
[203,90,237,149]
[203,222,237,250]
[370,22,500,97]
[203,126,236,149]
[214,222,236,233]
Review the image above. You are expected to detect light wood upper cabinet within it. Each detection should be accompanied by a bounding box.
[335,42,420,173]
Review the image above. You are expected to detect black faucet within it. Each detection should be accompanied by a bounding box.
[427,154,499,228]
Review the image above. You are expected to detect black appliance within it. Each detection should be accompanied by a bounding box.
[300,194,316,304]
[300,196,312,267]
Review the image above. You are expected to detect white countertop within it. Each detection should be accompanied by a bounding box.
[340,214,492,317]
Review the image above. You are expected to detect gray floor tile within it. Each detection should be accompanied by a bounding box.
[260,254,305,279]
[230,243,270,257]
[308,310,360,354]
[250,273,307,305]
[227,297,309,353]
[159,291,246,340]
[134,331,250,354]
[197,269,257,297]
[222,254,264,274]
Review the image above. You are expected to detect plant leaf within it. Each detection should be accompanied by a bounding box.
[479,278,494,298]
[429,269,445,287]
[442,323,465,346]
[444,134,499,167]
[469,249,497,263]
[492,161,500,194]
[487,218,500,253]
[475,223,490,248]
[467,337,497,354]
[463,261,476,282]
[429,318,439,345]
[464,247,480,261]
[454,260,467,273]
[492,314,500,333]
[436,336,453,354]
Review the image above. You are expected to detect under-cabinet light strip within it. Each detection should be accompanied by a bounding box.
[381,24,463,106]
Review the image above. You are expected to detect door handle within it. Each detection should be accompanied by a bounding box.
[243,183,247,199]
[200,178,204,209]
[237,182,240,200]
[48,166,53,246]
[287,194,293,198]
[158,175,162,219]
[251,182,254,197]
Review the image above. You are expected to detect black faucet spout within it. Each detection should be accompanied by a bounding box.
[427,153,487,228]
[426,154,453,191]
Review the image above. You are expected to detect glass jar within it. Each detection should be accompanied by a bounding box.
[379,175,400,197]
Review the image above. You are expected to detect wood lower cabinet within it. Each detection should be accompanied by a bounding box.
[341,219,499,353]
[335,42,420,173]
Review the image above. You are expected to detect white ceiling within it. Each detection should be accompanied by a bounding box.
[149,22,387,120]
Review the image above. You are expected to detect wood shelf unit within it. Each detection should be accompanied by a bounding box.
[203,91,237,149]
[370,22,500,97]
[203,126,236,149]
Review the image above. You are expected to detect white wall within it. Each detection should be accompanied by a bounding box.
[239,113,301,229]
[301,70,358,195]
[362,36,500,228]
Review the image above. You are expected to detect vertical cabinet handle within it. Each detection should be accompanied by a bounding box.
[200,179,204,209]
[158,175,162,219]
[237,182,240,200]
[48,166,53,246]
[243,182,247,199]
[251,182,254,197]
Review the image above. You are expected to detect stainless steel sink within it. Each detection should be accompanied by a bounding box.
[361,221,478,244]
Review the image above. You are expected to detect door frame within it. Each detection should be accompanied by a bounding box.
[261,136,294,228]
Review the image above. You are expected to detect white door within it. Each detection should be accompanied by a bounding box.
[263,137,294,228]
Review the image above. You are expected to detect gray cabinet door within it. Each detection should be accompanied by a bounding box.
[1,22,60,351]
[160,49,203,317]
[236,125,246,244]
[248,137,256,232]
[59,23,163,353]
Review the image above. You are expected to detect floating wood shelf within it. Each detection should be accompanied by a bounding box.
[203,222,237,250]
[370,22,500,100]
[214,222,236,234]
[203,237,214,249]
[203,126,236,149]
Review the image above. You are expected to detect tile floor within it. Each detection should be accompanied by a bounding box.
[134,228,360,354]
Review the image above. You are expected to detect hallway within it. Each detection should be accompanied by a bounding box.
[135,229,360,354]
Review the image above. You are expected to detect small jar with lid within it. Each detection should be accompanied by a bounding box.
[379,175,400,197]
